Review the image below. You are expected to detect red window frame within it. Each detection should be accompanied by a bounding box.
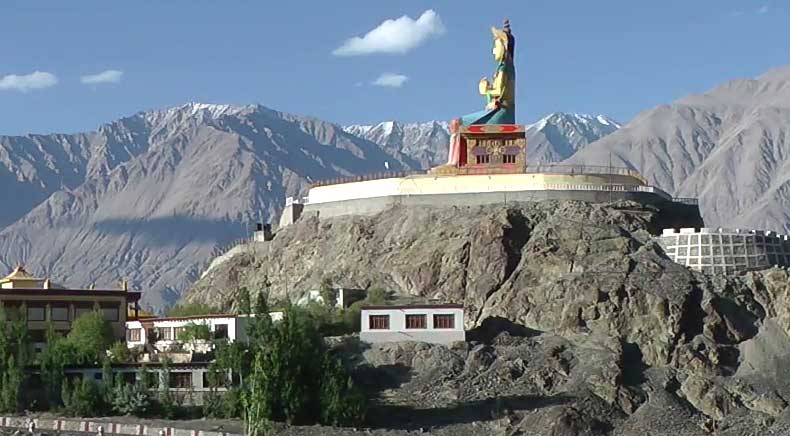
[433,314,455,329]
[369,315,390,330]
[405,314,427,329]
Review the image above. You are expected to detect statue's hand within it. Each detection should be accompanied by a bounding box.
[478,78,489,95]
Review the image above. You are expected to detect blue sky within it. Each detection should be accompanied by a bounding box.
[0,0,788,135]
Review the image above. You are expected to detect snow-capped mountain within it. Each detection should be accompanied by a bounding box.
[344,121,450,168]
[0,103,417,312]
[526,113,622,164]
[346,113,621,167]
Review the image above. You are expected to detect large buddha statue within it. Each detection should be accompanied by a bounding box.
[446,19,516,166]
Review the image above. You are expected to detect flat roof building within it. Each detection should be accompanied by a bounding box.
[0,265,141,349]
[360,303,465,345]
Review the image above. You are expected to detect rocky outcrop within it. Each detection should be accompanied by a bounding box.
[185,200,790,434]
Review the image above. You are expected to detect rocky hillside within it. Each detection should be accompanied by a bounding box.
[186,201,790,435]
[566,66,790,233]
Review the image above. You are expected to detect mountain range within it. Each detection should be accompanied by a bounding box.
[0,104,617,311]
[2,65,789,312]
[567,66,790,232]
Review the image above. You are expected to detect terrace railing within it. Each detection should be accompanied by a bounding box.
[309,164,650,188]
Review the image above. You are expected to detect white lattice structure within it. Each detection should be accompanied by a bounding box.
[657,228,790,274]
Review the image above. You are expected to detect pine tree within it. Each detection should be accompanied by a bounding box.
[319,355,366,426]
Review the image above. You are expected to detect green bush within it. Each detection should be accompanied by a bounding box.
[62,378,103,417]
[203,387,242,419]
[177,323,212,342]
[107,341,132,363]
[110,377,150,416]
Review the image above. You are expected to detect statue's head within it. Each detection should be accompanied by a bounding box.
[491,19,514,63]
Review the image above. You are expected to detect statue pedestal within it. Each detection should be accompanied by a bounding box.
[431,124,526,175]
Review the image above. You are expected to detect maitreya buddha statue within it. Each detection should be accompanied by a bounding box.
[446,19,516,166]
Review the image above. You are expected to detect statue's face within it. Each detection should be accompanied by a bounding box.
[493,39,505,62]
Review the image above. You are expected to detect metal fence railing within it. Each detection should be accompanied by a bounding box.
[308,164,649,188]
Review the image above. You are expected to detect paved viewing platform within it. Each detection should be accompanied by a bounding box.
[276,165,698,224]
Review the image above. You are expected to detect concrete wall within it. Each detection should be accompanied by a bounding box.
[307,173,648,204]
[360,307,465,345]
[279,203,304,227]
[658,228,790,274]
[303,188,676,220]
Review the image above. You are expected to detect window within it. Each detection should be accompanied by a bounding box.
[433,314,455,329]
[169,372,192,389]
[51,306,69,321]
[475,154,490,165]
[369,315,389,330]
[75,306,94,319]
[405,314,427,329]
[174,327,185,340]
[101,306,119,322]
[503,154,517,164]
[214,324,229,340]
[158,327,174,340]
[27,306,45,321]
[203,371,230,389]
[122,372,137,385]
[127,328,142,342]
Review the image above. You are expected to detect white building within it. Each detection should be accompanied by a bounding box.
[360,304,465,345]
[296,288,366,309]
[658,228,790,275]
[125,312,283,351]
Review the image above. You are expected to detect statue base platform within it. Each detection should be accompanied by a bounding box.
[431,124,527,175]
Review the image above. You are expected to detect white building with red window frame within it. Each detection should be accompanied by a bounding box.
[125,312,283,352]
[360,303,465,345]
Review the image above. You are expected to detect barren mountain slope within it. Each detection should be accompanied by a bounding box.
[0,103,416,311]
[567,66,790,232]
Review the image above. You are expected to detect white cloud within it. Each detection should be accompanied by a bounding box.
[757,5,769,14]
[372,73,408,88]
[81,69,123,85]
[333,9,445,56]
[0,71,58,92]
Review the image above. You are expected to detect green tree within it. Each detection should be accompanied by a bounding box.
[177,322,212,342]
[319,276,337,309]
[319,354,366,426]
[0,307,30,412]
[366,287,389,305]
[39,325,78,408]
[68,312,115,364]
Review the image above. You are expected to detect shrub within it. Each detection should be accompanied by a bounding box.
[177,323,212,342]
[62,378,103,417]
[203,387,242,419]
[110,376,150,416]
[107,341,132,363]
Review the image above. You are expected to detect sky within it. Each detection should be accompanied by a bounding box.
[0,0,788,135]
